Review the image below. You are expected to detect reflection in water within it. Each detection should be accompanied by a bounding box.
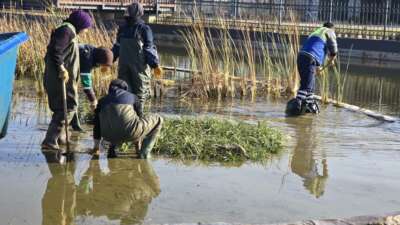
[287,117,328,198]
[40,151,160,225]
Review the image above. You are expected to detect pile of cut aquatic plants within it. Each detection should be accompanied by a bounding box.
[151,117,284,162]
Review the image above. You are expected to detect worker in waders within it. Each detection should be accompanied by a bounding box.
[286,22,338,116]
[70,44,114,132]
[41,10,93,150]
[112,2,163,117]
[93,79,163,159]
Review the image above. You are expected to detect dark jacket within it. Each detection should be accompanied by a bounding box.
[46,25,76,72]
[112,19,159,68]
[79,44,97,102]
[93,82,141,144]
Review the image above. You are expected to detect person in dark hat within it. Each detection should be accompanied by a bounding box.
[112,2,163,117]
[42,10,93,150]
[286,22,338,116]
[70,44,114,132]
[93,79,163,159]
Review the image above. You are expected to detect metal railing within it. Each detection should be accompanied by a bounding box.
[56,0,176,11]
[155,0,400,40]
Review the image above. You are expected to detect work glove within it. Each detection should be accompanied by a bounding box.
[91,139,100,155]
[100,66,109,74]
[316,67,324,76]
[90,99,98,111]
[327,56,336,66]
[59,65,69,82]
[153,66,163,79]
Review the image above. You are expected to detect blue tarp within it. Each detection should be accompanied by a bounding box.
[0,32,29,55]
[0,32,29,139]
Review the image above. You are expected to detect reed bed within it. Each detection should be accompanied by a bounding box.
[0,9,116,97]
[178,10,306,100]
[3,9,346,103]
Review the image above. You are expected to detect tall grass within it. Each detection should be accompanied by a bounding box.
[0,9,116,97]
[178,9,302,100]
[3,9,346,103]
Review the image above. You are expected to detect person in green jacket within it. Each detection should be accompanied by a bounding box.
[41,10,93,150]
[93,79,163,159]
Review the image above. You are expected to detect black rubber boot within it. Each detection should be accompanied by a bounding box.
[305,100,320,114]
[285,98,306,116]
[71,113,84,132]
[41,121,62,150]
[107,144,118,158]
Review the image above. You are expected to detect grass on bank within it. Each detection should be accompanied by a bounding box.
[150,117,284,162]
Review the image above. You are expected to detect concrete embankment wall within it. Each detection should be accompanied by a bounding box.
[149,24,400,68]
[157,212,400,225]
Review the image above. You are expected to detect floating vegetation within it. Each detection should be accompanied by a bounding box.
[151,117,284,162]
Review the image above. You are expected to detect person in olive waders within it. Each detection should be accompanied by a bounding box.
[112,2,163,118]
[92,79,163,159]
[41,10,93,150]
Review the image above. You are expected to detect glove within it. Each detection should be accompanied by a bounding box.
[316,67,324,76]
[153,66,163,79]
[59,65,69,82]
[90,99,98,111]
[92,139,100,154]
[100,66,109,73]
[328,56,336,66]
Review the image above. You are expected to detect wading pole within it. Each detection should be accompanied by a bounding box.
[61,80,70,154]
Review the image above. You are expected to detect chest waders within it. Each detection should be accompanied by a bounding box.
[118,29,151,117]
[42,22,81,150]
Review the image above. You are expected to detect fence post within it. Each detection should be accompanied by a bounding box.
[383,0,390,39]
[329,0,333,22]
[278,0,283,26]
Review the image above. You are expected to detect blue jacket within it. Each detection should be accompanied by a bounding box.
[301,27,338,66]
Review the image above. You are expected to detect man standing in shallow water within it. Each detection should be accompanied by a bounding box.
[41,10,93,150]
[112,2,163,117]
[286,22,338,116]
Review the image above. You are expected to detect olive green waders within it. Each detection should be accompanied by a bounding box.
[99,104,163,159]
[118,36,152,117]
[42,23,80,150]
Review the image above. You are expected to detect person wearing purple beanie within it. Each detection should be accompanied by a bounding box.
[42,10,93,150]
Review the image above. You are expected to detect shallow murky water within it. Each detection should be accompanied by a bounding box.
[0,83,399,224]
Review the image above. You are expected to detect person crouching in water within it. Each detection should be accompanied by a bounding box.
[93,79,163,159]
[286,22,338,116]
[112,2,163,117]
[42,10,93,150]
[70,44,114,132]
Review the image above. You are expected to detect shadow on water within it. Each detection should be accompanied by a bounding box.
[40,150,160,225]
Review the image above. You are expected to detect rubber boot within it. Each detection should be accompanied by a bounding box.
[107,144,118,158]
[58,127,71,145]
[138,118,163,159]
[286,98,306,116]
[41,121,62,150]
[71,113,84,132]
[305,99,320,114]
[136,100,145,118]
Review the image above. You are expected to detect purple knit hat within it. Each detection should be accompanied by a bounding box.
[68,10,93,32]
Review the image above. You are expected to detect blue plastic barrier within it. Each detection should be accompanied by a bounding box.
[0,32,29,139]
